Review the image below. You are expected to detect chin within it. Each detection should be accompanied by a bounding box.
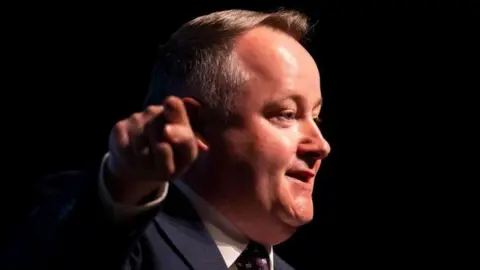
[277,198,314,227]
[250,200,313,245]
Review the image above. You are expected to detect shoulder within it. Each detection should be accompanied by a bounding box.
[23,158,104,227]
[26,167,97,224]
[32,158,102,203]
[3,166,101,269]
[35,170,89,196]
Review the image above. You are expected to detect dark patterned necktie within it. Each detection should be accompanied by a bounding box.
[234,241,270,270]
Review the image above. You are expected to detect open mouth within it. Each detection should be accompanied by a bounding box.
[285,170,315,183]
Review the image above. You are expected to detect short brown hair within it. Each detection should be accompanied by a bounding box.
[144,9,311,122]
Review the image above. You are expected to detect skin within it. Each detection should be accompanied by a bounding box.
[106,26,330,246]
[185,27,331,244]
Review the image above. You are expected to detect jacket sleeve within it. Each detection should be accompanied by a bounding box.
[97,152,169,222]
[2,156,169,270]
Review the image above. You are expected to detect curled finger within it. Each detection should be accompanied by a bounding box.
[163,124,198,174]
[151,142,176,180]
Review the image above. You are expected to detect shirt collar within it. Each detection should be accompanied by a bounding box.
[174,180,274,269]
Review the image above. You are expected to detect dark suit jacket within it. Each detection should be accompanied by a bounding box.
[4,159,295,270]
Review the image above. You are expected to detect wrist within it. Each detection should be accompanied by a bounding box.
[104,157,165,206]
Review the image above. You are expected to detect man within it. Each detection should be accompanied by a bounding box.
[5,8,330,270]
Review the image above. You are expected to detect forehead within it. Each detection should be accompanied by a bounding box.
[234,27,321,102]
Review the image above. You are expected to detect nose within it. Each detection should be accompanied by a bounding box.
[297,119,331,160]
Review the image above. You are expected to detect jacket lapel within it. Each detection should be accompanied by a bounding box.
[153,184,228,270]
[273,253,295,270]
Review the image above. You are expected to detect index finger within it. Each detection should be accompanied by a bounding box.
[163,96,190,125]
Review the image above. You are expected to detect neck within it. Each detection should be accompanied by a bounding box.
[182,160,296,246]
[182,158,226,207]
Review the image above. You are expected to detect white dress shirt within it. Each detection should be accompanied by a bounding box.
[98,153,274,269]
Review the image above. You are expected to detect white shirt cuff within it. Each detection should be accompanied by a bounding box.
[97,152,168,221]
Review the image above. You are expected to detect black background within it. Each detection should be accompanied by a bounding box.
[3,1,476,269]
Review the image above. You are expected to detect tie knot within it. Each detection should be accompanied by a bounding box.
[234,241,270,270]
[246,241,269,257]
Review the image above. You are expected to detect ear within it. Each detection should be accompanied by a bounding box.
[182,97,209,152]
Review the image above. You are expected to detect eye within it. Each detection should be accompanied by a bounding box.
[279,110,296,120]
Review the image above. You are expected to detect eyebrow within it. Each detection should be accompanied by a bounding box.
[268,95,323,109]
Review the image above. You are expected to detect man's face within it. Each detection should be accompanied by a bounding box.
[205,27,330,244]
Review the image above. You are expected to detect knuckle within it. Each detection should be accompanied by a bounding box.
[164,95,177,104]
[165,96,181,109]
[144,105,161,116]
[130,112,142,124]
[113,120,126,133]
[154,142,171,157]
[162,125,182,144]
[112,122,129,148]
[117,136,129,149]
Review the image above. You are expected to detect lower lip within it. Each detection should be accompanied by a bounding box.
[285,175,313,188]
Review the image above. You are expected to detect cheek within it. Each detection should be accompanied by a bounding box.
[250,122,299,173]
[219,119,300,180]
